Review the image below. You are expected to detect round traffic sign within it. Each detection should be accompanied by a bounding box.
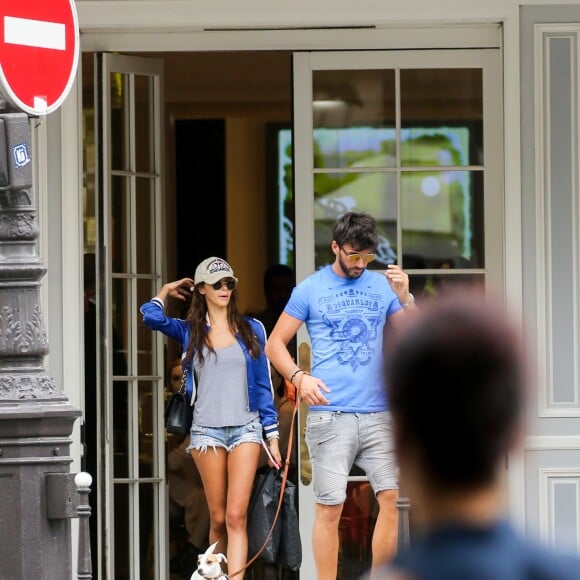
[0,0,79,115]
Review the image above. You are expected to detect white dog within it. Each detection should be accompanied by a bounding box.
[190,541,228,580]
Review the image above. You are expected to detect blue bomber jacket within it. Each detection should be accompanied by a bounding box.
[140,297,279,440]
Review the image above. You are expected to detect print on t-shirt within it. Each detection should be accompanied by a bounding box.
[321,288,383,369]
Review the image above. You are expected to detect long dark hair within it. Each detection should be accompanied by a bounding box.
[184,283,261,366]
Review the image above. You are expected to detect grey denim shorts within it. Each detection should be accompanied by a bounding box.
[305,410,398,505]
[187,416,262,453]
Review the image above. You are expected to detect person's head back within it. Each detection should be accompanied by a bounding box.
[332,212,378,251]
[263,264,294,314]
[167,358,183,394]
[386,292,525,496]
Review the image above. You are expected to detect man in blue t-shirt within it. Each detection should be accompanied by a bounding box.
[266,212,417,579]
[369,294,580,580]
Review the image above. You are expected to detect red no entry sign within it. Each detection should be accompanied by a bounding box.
[0,0,79,115]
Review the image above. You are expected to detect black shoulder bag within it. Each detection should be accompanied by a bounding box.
[164,365,193,435]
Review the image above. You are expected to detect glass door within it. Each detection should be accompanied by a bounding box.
[96,53,166,579]
[293,49,502,578]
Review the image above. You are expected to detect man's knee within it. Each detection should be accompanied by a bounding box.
[315,502,343,528]
[377,489,399,512]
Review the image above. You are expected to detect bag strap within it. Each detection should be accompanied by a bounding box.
[178,364,189,396]
[229,391,300,578]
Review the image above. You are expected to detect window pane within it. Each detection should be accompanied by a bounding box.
[113,379,130,479]
[314,172,397,269]
[136,177,155,274]
[114,484,131,580]
[111,175,130,274]
[339,481,377,577]
[110,72,128,172]
[135,74,154,174]
[138,381,157,479]
[401,170,484,269]
[139,483,158,575]
[410,273,486,302]
[137,279,157,377]
[401,125,474,167]
[313,70,396,169]
[401,69,483,166]
[112,277,130,375]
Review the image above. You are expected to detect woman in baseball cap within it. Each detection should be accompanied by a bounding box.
[140,257,281,578]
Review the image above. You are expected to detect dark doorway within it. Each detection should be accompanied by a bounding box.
[175,119,226,279]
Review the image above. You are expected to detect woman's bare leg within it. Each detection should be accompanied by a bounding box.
[192,448,228,553]
[225,442,261,579]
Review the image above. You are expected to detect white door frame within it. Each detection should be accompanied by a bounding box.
[293,48,504,577]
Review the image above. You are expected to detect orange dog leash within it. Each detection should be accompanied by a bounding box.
[229,394,300,578]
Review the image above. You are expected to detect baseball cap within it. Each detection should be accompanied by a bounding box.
[194,257,238,285]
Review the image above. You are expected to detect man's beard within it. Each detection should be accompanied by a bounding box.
[338,255,364,278]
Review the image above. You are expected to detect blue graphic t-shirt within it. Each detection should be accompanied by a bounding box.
[284,265,402,412]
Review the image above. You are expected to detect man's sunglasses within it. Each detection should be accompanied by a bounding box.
[209,278,237,291]
[340,247,376,264]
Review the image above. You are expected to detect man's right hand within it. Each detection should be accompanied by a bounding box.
[296,372,331,406]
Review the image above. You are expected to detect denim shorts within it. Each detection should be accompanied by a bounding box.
[305,410,398,505]
[187,416,263,453]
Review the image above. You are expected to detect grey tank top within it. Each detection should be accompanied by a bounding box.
[192,341,258,427]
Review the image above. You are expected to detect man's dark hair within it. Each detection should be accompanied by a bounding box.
[332,212,378,251]
[386,292,525,491]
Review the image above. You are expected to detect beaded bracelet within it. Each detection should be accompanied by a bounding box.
[289,368,304,384]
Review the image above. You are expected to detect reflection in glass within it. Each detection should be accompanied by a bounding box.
[113,380,130,479]
[401,68,483,166]
[338,480,378,578]
[313,69,395,168]
[407,273,485,302]
[275,128,294,266]
[112,175,129,273]
[139,482,157,576]
[314,172,397,270]
[277,124,484,268]
[110,72,128,172]
[137,279,156,376]
[401,171,484,269]
[135,74,154,174]
[313,127,396,170]
[112,277,130,374]
[114,483,131,579]
[136,177,155,274]
[401,126,471,167]
[138,381,157,479]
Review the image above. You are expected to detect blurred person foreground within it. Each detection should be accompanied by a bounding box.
[368,291,580,580]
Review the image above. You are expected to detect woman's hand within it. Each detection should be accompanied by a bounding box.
[157,278,194,302]
[268,437,283,469]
